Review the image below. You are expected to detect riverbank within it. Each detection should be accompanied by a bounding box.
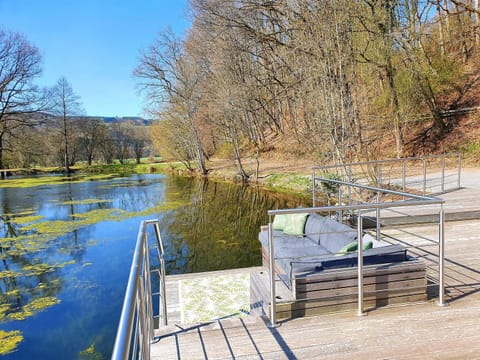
[6,152,479,199]
[79,158,317,198]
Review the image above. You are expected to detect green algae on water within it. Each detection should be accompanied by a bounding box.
[11,214,44,225]
[0,330,23,355]
[61,199,113,206]
[0,174,117,189]
[5,296,60,321]
[0,260,74,280]
[79,342,104,360]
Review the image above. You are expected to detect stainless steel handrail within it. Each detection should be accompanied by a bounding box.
[312,153,461,203]
[312,153,461,171]
[111,219,167,360]
[266,180,446,327]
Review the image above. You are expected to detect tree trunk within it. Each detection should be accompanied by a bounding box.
[437,1,446,55]
[443,0,450,32]
[455,3,469,62]
[0,136,4,180]
[63,116,70,174]
[232,136,249,183]
[475,0,480,47]
[386,60,403,158]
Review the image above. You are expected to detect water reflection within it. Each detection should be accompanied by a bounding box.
[0,174,303,359]
[160,177,301,274]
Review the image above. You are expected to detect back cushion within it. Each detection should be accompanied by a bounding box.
[304,214,329,243]
[319,217,357,253]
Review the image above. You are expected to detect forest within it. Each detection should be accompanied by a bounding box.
[135,0,480,181]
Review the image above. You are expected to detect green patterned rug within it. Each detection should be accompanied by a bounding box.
[178,272,250,324]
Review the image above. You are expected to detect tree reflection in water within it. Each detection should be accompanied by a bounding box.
[159,177,304,274]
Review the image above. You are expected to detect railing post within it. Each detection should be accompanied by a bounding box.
[357,214,364,316]
[402,160,406,198]
[438,207,447,307]
[268,219,277,327]
[312,171,316,207]
[348,165,353,205]
[377,164,381,187]
[376,192,381,241]
[152,222,168,326]
[457,154,462,189]
[423,159,427,195]
[138,281,151,360]
[143,232,155,341]
[441,155,445,193]
[338,187,343,222]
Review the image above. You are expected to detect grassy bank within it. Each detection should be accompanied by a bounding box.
[1,159,314,199]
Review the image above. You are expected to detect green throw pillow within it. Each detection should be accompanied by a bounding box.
[363,241,373,250]
[283,213,309,235]
[272,214,287,231]
[336,241,358,255]
[336,240,373,256]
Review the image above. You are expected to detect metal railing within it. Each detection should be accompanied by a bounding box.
[312,153,461,202]
[111,219,167,360]
[266,178,446,327]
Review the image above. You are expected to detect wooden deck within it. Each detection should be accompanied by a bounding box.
[151,184,480,359]
[377,187,480,225]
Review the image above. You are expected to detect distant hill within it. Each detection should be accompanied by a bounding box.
[25,113,150,126]
[81,116,151,126]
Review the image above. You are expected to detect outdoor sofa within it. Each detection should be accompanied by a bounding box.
[251,213,427,319]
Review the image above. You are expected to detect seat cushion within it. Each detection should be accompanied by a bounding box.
[275,241,329,260]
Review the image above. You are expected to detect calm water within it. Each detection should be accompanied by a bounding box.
[0,174,302,359]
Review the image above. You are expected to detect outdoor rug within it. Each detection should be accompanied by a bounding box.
[178,272,250,324]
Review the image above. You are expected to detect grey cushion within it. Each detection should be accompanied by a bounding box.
[275,241,330,260]
[258,229,287,248]
[318,217,357,253]
[304,214,329,243]
[258,230,317,249]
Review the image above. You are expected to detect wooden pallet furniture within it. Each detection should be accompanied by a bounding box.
[254,213,428,321]
[251,259,427,320]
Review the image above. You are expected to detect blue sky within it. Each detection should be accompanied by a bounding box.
[0,0,190,117]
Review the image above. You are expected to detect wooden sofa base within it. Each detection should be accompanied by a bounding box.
[251,260,427,321]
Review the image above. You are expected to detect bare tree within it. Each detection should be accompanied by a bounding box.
[49,77,83,173]
[0,29,47,175]
[110,121,132,164]
[135,30,210,175]
[130,125,150,164]
[77,118,108,165]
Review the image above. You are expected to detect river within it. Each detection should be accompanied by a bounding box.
[0,174,302,359]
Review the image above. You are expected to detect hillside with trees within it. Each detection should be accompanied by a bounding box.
[136,0,480,182]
